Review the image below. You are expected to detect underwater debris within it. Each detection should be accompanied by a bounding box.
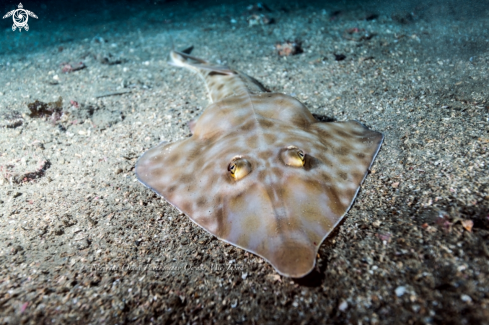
[309,56,328,65]
[358,56,375,63]
[90,35,124,65]
[434,211,452,233]
[27,97,63,123]
[91,36,106,45]
[246,3,273,26]
[460,219,473,232]
[376,232,392,244]
[0,111,24,128]
[60,61,86,73]
[275,40,303,56]
[16,159,50,184]
[247,14,273,26]
[334,53,346,61]
[342,28,375,42]
[94,90,132,98]
[70,100,79,108]
[0,159,50,185]
[48,75,59,85]
[95,53,122,65]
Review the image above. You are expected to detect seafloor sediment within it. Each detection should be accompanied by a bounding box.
[0,0,488,324]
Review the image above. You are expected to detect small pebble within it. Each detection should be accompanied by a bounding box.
[338,300,348,311]
[395,286,406,297]
[461,294,472,302]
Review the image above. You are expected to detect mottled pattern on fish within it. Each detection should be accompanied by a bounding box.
[136,51,383,277]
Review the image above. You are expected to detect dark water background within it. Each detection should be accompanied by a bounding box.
[1,0,488,59]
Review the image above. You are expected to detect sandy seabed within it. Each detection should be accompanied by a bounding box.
[0,0,488,324]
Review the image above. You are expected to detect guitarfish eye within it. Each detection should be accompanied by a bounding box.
[281,146,306,167]
[228,157,252,180]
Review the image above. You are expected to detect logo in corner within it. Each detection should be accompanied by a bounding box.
[3,3,38,32]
